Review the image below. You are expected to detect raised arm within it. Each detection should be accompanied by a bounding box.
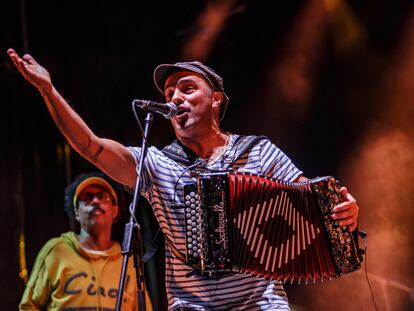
[7,49,137,187]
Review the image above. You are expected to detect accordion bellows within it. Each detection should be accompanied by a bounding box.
[183,172,362,284]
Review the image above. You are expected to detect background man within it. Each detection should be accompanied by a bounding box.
[9,49,359,310]
[19,171,151,310]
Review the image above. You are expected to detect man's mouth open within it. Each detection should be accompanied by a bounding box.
[175,107,189,125]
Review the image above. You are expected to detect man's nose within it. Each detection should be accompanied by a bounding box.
[90,195,102,205]
[171,89,184,104]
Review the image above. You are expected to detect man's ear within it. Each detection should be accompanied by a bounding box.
[212,91,223,109]
[74,207,80,222]
[113,204,119,221]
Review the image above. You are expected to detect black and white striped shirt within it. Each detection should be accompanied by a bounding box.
[128,134,302,310]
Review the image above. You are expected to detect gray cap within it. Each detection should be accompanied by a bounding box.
[153,61,229,121]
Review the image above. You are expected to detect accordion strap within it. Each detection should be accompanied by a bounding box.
[164,235,188,263]
[161,139,198,165]
[221,135,268,169]
[161,134,268,168]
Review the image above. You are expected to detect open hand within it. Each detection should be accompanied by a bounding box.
[7,48,52,93]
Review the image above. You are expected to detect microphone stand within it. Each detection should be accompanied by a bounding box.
[115,112,153,311]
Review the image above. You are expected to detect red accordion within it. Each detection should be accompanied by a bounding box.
[183,172,362,283]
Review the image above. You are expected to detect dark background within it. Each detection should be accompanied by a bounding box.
[1,1,413,310]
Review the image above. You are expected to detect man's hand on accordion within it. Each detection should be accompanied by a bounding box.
[332,187,359,232]
[296,176,359,232]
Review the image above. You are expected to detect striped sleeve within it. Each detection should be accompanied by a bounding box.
[127,146,154,198]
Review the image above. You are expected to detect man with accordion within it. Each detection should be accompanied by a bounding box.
[8,48,360,311]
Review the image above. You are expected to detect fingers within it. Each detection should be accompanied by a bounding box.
[8,49,28,75]
[7,48,23,63]
[7,48,21,68]
[339,186,351,200]
[7,48,38,84]
[7,48,38,68]
[334,187,357,211]
[332,186,359,232]
[7,48,17,56]
[22,53,38,65]
[332,212,358,231]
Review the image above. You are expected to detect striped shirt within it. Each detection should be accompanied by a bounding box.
[128,134,302,310]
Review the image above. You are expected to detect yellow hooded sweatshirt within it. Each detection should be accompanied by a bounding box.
[19,231,150,310]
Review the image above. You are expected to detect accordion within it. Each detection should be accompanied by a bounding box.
[183,172,362,283]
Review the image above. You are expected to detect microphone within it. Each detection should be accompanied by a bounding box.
[133,99,178,119]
